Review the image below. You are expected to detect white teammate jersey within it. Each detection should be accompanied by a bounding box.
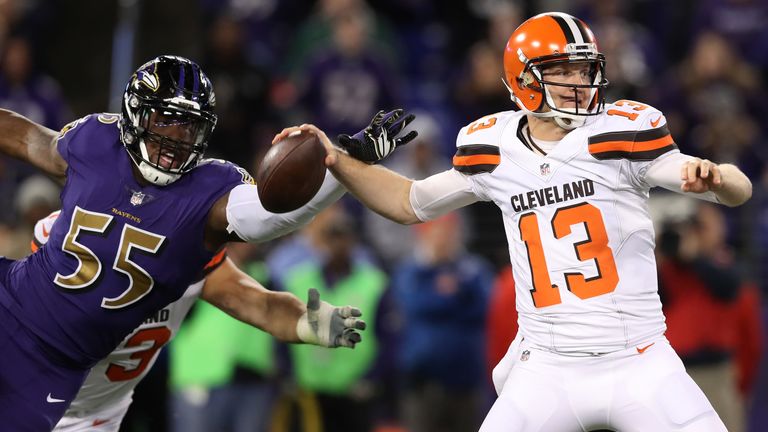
[449,100,686,354]
[62,281,202,414]
[31,211,219,420]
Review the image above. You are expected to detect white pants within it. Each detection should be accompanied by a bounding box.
[53,397,131,432]
[481,335,727,432]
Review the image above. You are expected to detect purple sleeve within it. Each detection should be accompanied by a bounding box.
[55,115,94,164]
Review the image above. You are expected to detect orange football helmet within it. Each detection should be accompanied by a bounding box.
[503,12,608,129]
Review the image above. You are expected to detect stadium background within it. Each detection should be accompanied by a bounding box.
[1,0,767,431]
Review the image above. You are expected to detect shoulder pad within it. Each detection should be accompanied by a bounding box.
[58,113,120,141]
[95,113,120,125]
[601,100,667,131]
[456,111,519,148]
[199,158,255,185]
[57,115,94,140]
[589,100,676,161]
[453,111,519,174]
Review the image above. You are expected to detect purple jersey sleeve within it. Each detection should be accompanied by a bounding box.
[0,113,248,367]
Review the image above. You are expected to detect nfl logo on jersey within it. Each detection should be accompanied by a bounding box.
[521,350,530,361]
[130,191,145,206]
[540,163,550,175]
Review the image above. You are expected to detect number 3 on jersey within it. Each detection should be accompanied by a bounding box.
[467,117,497,134]
[519,202,619,307]
[106,327,171,381]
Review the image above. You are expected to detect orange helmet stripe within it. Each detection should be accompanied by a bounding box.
[533,16,569,53]
[548,13,582,44]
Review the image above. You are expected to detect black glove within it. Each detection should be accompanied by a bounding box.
[337,109,418,163]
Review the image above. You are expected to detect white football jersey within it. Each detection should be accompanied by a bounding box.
[453,100,679,354]
[62,281,202,415]
[31,211,213,421]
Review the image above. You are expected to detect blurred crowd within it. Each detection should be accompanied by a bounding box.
[1,0,767,431]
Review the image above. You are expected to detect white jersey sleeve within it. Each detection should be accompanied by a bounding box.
[226,170,345,242]
[409,169,479,222]
[588,101,678,185]
[408,112,519,221]
[589,103,719,202]
[643,151,719,202]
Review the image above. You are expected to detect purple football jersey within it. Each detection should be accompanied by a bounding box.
[0,113,248,366]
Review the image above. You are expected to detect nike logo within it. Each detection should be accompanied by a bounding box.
[636,343,655,354]
[650,115,662,128]
[46,393,66,403]
[40,211,60,238]
[92,419,110,426]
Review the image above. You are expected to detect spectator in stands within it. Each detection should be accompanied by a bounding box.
[0,174,59,259]
[170,243,278,432]
[652,31,766,179]
[283,0,399,80]
[690,0,768,73]
[293,7,401,139]
[201,14,280,169]
[658,201,762,432]
[271,204,394,432]
[0,32,70,130]
[392,212,493,432]
[363,112,450,269]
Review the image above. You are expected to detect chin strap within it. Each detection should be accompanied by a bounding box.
[136,160,181,186]
[128,138,184,186]
[552,115,584,130]
[502,78,592,131]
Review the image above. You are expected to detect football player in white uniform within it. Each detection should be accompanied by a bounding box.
[276,12,753,432]
[29,211,366,432]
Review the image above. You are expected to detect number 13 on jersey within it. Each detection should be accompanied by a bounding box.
[519,202,619,307]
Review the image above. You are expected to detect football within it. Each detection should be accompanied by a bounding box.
[256,131,327,213]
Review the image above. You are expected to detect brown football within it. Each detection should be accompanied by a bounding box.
[256,131,326,213]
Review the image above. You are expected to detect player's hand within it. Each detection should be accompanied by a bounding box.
[337,109,418,163]
[296,288,366,348]
[681,158,723,193]
[272,124,339,167]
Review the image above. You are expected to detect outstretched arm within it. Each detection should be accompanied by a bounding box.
[680,159,752,207]
[329,149,420,224]
[205,167,346,249]
[201,257,304,342]
[0,109,67,182]
[275,124,421,224]
[645,153,752,207]
[201,257,365,348]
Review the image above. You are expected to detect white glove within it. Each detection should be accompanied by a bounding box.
[296,288,366,348]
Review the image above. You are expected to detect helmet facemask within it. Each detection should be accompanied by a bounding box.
[511,44,608,130]
[123,98,215,185]
[120,55,218,186]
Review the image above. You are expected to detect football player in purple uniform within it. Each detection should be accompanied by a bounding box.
[25,210,361,432]
[0,55,412,430]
